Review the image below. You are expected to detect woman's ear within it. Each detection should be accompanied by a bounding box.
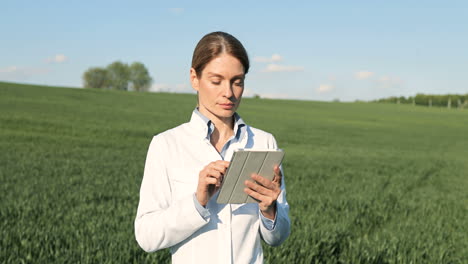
[190,68,199,92]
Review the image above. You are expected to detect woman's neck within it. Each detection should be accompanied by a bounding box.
[198,107,234,131]
[198,108,235,152]
[210,120,234,153]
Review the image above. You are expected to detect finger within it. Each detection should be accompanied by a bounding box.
[244,187,272,205]
[209,162,230,173]
[272,165,282,185]
[201,167,219,177]
[206,169,223,181]
[250,173,275,189]
[203,176,219,186]
[212,160,230,168]
[219,160,230,168]
[244,180,272,196]
[274,165,282,177]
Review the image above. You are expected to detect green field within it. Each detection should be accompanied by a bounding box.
[1,81,467,263]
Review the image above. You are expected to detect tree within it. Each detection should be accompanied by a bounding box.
[82,67,109,89]
[106,61,130,91]
[129,62,152,92]
[83,61,153,92]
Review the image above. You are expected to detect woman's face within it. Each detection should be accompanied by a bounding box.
[191,53,245,122]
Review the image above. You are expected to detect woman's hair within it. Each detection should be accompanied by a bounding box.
[191,31,250,77]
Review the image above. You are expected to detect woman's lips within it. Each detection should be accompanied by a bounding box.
[219,103,235,110]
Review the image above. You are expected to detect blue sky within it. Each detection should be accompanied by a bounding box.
[1,0,467,101]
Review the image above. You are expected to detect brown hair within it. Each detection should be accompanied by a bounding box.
[191,31,250,77]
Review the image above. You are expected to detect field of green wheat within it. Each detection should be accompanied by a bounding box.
[1,81,467,263]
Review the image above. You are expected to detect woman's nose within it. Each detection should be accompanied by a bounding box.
[223,83,234,98]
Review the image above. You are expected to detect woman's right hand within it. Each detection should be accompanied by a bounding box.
[196,160,230,207]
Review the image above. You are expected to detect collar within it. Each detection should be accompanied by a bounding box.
[190,108,246,141]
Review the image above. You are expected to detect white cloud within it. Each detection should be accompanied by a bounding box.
[257,92,292,99]
[262,63,304,73]
[355,71,374,80]
[376,75,403,89]
[317,84,334,93]
[0,66,50,81]
[254,54,304,73]
[150,83,169,92]
[169,8,184,14]
[0,66,19,73]
[174,83,191,92]
[379,76,391,82]
[253,54,283,63]
[150,83,193,93]
[242,88,254,97]
[46,54,67,63]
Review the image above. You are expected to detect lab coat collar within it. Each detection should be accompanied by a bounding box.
[190,108,247,142]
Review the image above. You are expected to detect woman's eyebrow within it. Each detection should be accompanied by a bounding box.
[206,72,223,78]
[206,72,245,79]
[232,74,245,80]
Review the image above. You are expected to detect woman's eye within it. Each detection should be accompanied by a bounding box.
[211,81,221,85]
[234,81,244,87]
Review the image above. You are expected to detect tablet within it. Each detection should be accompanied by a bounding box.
[216,149,284,204]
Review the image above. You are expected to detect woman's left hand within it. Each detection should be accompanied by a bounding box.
[244,165,282,220]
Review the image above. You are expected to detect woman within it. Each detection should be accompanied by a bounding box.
[135,31,290,263]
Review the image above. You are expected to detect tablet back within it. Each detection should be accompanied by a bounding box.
[216,149,284,204]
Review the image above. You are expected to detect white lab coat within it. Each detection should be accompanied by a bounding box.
[135,111,290,263]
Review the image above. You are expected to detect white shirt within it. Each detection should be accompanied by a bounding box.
[134,110,290,263]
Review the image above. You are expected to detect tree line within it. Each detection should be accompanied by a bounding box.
[374,93,468,109]
[82,61,152,92]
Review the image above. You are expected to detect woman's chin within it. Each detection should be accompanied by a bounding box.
[216,111,235,118]
[201,105,238,120]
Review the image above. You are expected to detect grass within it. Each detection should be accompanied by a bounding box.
[1,81,467,263]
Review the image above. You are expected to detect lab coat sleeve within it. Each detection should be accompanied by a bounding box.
[259,134,291,246]
[134,135,209,252]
